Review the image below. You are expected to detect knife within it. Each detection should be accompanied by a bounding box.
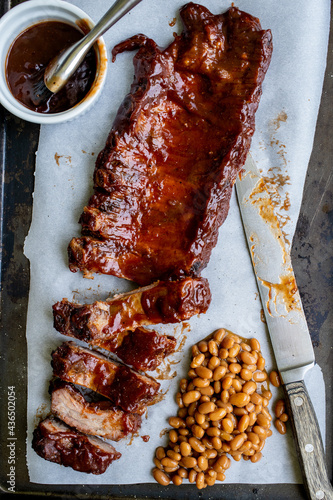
[235,154,333,500]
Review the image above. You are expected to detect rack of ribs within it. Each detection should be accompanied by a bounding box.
[51,342,161,414]
[51,380,142,441]
[68,3,272,286]
[52,278,210,360]
[32,416,121,475]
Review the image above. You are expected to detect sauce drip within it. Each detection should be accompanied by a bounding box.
[6,21,97,114]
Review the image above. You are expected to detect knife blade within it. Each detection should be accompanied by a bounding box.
[235,154,333,500]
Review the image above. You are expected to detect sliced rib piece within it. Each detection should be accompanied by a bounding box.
[50,380,142,441]
[68,3,272,285]
[51,341,160,414]
[114,327,176,371]
[52,278,210,357]
[32,416,121,475]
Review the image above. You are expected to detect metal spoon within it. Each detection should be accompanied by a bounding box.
[32,0,143,105]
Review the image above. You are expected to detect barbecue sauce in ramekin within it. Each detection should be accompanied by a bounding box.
[6,21,97,114]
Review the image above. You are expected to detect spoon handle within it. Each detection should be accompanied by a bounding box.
[45,0,143,92]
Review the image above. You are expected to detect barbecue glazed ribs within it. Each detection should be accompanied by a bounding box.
[52,278,210,361]
[68,3,272,285]
[51,342,161,414]
[32,416,121,474]
[51,380,142,441]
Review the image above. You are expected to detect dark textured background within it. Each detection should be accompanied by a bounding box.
[0,0,332,498]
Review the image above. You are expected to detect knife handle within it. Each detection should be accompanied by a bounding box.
[283,380,333,500]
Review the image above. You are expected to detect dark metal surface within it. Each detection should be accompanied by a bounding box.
[0,0,332,498]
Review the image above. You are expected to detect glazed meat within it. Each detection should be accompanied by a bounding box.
[51,380,142,441]
[114,327,176,371]
[51,341,160,413]
[32,416,121,474]
[68,3,272,285]
[52,278,210,357]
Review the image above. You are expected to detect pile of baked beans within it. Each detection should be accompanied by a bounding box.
[153,328,276,489]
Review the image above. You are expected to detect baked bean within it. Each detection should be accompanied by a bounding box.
[269,370,281,387]
[251,452,263,463]
[253,370,267,382]
[221,336,234,349]
[230,433,246,451]
[240,351,257,365]
[222,376,233,390]
[256,414,270,428]
[229,363,242,374]
[233,407,248,416]
[178,428,189,436]
[250,392,262,405]
[198,401,216,414]
[247,432,260,445]
[198,455,209,471]
[213,365,227,381]
[212,436,222,450]
[208,340,219,356]
[196,471,205,489]
[238,414,250,432]
[275,399,285,418]
[262,389,272,400]
[169,416,185,429]
[182,390,201,405]
[214,380,222,394]
[209,407,227,421]
[275,419,287,434]
[153,468,170,486]
[232,378,243,392]
[179,378,188,392]
[154,457,163,470]
[181,456,197,468]
[250,338,261,351]
[242,381,257,395]
[280,413,289,422]
[253,425,267,439]
[261,407,272,420]
[191,353,205,368]
[200,385,215,396]
[156,446,166,461]
[206,426,220,437]
[169,429,178,443]
[189,436,206,453]
[204,448,218,459]
[213,328,226,343]
[218,348,229,359]
[161,457,178,469]
[188,369,197,379]
[257,356,265,371]
[220,430,233,442]
[178,467,188,478]
[196,366,213,379]
[266,429,273,437]
[222,417,234,433]
[187,469,197,483]
[172,474,182,486]
[192,424,205,439]
[205,474,216,486]
[228,344,241,358]
[180,441,192,457]
[248,412,257,426]
[229,392,251,407]
[198,341,208,353]
[208,356,221,370]
[216,472,226,481]
[240,368,253,381]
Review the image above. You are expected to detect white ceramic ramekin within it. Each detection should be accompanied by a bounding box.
[0,0,108,124]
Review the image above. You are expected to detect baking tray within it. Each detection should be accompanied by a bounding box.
[0,0,332,498]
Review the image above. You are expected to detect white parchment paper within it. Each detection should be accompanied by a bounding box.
[24,0,330,486]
